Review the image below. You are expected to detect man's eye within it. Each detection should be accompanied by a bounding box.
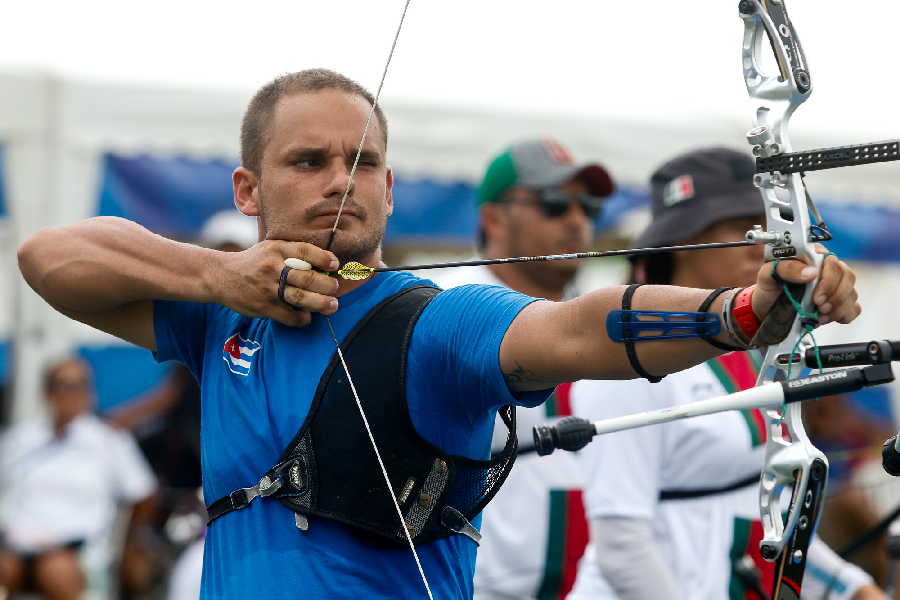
[294,157,323,168]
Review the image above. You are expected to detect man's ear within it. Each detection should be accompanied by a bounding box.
[233,167,260,216]
[480,202,506,243]
[384,166,394,217]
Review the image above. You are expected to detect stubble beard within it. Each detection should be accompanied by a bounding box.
[506,222,582,290]
[259,197,387,266]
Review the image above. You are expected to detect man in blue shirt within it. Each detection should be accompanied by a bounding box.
[18,69,861,599]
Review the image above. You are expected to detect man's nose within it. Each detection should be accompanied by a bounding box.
[560,201,591,225]
[324,160,354,198]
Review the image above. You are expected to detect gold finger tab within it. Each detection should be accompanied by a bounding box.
[338,261,375,281]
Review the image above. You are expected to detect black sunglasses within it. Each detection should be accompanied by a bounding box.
[508,189,605,220]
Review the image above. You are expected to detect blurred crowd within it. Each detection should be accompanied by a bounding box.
[0,211,257,600]
[1,139,899,600]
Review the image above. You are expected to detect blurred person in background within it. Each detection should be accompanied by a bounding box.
[434,138,615,599]
[567,147,885,600]
[0,356,156,600]
[804,394,898,588]
[107,210,258,489]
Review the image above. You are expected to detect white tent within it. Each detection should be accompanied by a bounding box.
[3,70,900,420]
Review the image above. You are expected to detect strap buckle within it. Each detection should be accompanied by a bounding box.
[229,487,255,510]
[228,475,282,510]
[440,506,481,545]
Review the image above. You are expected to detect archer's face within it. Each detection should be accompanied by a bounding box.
[249,90,393,264]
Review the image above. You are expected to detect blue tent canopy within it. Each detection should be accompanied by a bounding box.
[78,346,173,414]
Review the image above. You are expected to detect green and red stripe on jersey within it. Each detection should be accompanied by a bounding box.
[535,383,589,599]
[545,382,574,417]
[707,352,766,446]
[713,353,775,598]
[535,488,589,600]
[729,518,776,600]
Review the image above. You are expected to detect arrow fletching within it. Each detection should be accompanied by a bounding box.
[338,261,376,280]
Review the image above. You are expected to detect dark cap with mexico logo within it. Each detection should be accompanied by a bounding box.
[633,147,765,249]
[477,139,615,206]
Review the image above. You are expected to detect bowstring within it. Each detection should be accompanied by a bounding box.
[326,0,413,251]
[322,1,434,598]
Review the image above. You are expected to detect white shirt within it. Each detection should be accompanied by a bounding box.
[432,263,506,290]
[433,265,589,600]
[167,537,204,600]
[0,413,156,552]
[568,357,873,600]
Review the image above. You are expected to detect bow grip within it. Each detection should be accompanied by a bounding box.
[752,281,809,347]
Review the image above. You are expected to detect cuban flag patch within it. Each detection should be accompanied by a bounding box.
[222,333,262,376]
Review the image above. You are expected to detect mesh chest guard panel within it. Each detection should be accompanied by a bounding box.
[209,284,518,546]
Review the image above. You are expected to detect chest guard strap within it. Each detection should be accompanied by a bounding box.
[207,284,519,546]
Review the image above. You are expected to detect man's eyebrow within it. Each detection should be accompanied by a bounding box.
[352,149,383,164]
[283,146,327,161]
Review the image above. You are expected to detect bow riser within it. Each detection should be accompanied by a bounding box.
[757,398,828,559]
[741,0,829,590]
[768,456,828,600]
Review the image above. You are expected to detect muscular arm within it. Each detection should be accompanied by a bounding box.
[500,254,860,391]
[17,217,340,351]
[18,218,219,350]
[501,284,731,390]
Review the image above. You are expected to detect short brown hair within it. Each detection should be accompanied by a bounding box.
[240,68,389,174]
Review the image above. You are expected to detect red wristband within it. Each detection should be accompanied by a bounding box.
[732,285,761,341]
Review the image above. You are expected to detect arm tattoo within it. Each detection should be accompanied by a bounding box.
[503,362,559,388]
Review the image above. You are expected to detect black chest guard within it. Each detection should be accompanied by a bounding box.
[206,284,518,546]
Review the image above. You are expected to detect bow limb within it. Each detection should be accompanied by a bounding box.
[740,2,827,598]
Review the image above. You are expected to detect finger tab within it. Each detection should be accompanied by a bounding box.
[284,258,312,271]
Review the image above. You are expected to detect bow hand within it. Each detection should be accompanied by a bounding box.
[750,252,860,332]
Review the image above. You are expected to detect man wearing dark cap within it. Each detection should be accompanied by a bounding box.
[568,148,885,600]
[630,146,768,290]
[435,138,614,599]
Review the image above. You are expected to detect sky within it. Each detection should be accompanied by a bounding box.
[1,1,898,139]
